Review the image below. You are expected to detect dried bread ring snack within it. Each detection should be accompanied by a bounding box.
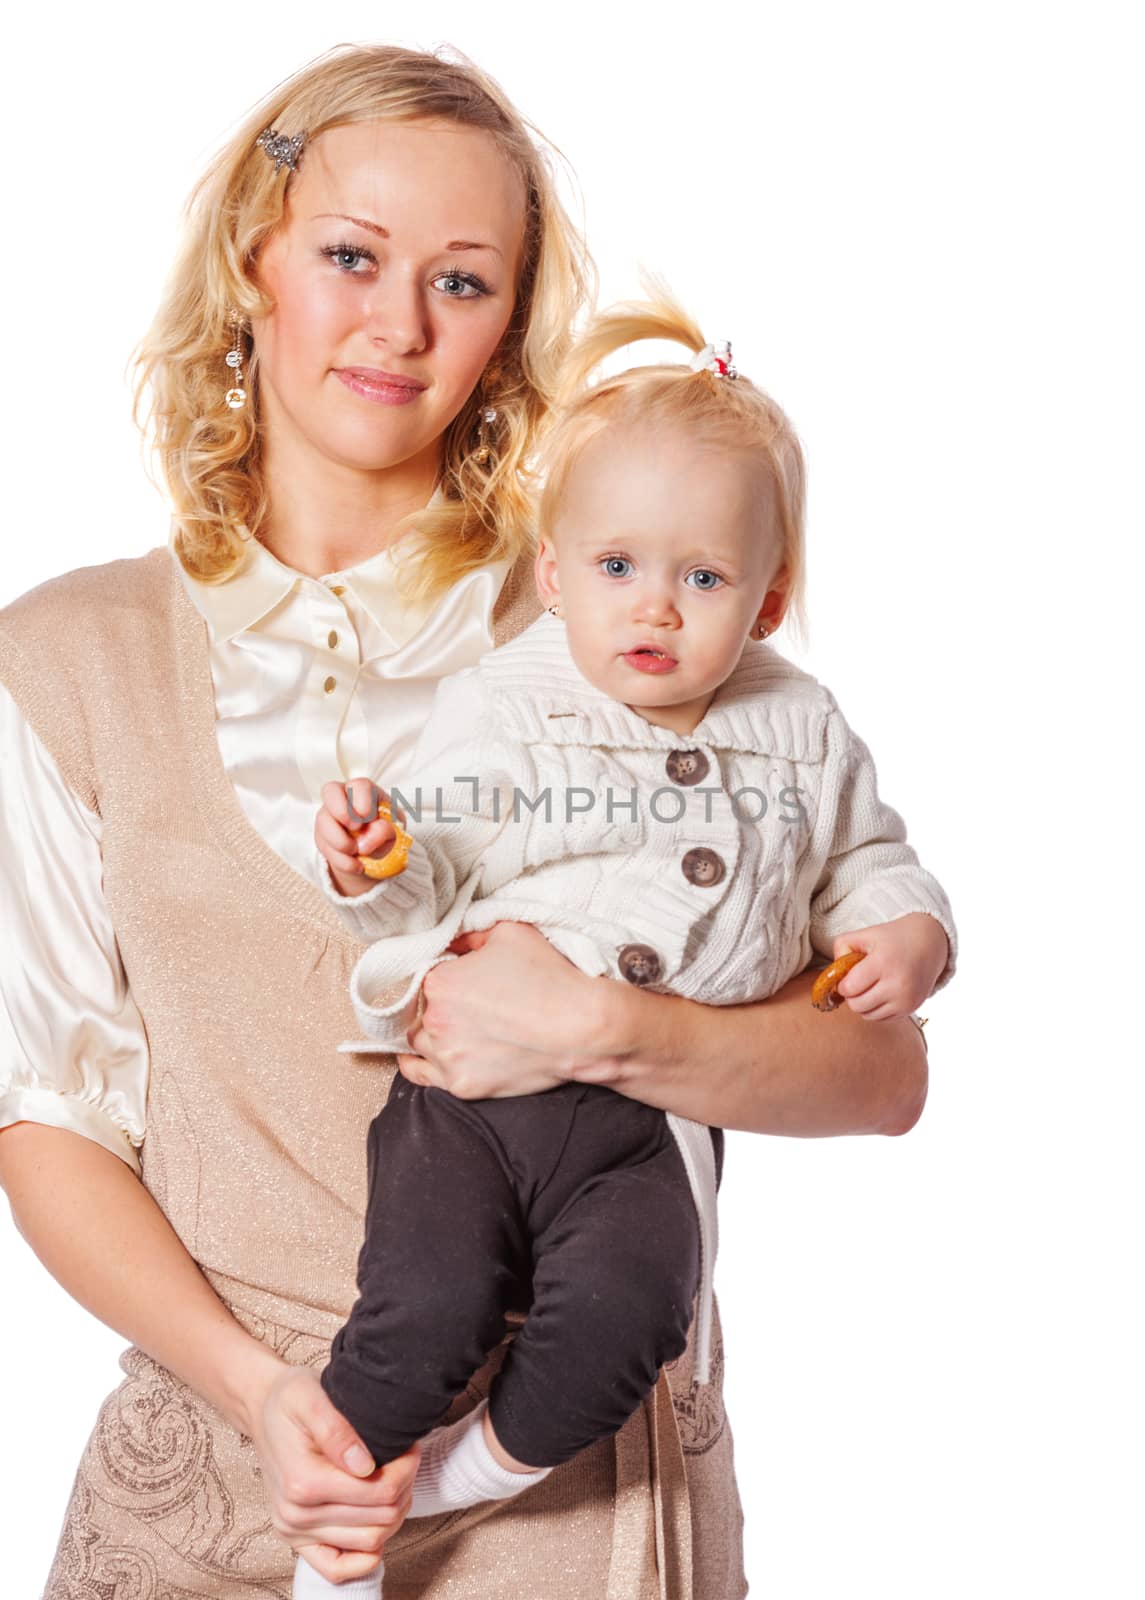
[359,798,413,880]
[811,949,866,1012]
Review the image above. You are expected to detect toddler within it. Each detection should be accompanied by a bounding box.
[292,291,957,1597]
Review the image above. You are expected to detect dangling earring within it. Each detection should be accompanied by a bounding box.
[224,309,247,411]
[473,404,498,465]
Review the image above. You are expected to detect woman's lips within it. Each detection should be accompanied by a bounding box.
[622,648,678,675]
[335,368,427,406]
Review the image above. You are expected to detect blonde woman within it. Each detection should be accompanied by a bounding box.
[0,43,929,1599]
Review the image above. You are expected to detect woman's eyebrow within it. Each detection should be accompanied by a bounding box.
[311,213,503,257]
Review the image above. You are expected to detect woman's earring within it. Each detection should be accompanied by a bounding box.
[547,602,563,619]
[755,622,770,639]
[473,404,498,465]
[224,310,247,411]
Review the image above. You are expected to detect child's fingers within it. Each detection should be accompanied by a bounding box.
[345,778,380,829]
[857,1001,905,1023]
[843,979,890,1015]
[837,957,881,999]
[357,821,398,863]
[321,778,376,831]
[315,808,369,874]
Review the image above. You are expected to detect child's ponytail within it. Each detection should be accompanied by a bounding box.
[536,272,810,647]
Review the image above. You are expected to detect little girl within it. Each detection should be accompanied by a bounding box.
[292,291,957,1597]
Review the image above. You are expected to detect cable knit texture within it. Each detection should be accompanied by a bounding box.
[318,608,957,1390]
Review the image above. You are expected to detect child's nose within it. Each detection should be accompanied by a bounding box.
[632,586,680,626]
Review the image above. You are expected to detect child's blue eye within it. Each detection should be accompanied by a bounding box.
[600,557,633,578]
[687,570,723,590]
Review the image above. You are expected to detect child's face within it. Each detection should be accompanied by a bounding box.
[535,423,788,735]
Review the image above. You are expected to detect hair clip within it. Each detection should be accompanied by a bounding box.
[690,339,738,379]
[255,126,306,175]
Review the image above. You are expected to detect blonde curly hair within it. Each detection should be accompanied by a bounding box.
[133,42,596,605]
[537,275,809,646]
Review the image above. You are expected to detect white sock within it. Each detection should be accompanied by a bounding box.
[292,1552,383,1598]
[409,1397,552,1517]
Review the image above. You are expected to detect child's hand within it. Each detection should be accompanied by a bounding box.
[830,913,949,1021]
[316,778,404,898]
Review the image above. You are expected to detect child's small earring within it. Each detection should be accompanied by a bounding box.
[547,602,563,619]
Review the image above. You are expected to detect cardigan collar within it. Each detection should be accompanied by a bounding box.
[481,609,830,763]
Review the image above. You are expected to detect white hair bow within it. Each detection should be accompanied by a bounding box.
[689,340,736,378]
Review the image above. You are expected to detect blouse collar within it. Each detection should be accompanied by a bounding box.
[172,484,451,647]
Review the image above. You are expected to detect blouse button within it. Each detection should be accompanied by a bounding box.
[681,847,725,887]
[323,675,336,694]
[617,943,662,986]
[665,748,710,785]
[330,584,346,597]
[328,629,339,650]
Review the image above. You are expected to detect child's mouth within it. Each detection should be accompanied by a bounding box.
[622,647,678,674]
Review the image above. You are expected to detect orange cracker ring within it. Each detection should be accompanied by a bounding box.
[358,799,414,881]
[810,949,866,1012]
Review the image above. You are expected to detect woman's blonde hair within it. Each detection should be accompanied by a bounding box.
[537,277,809,646]
[134,42,596,601]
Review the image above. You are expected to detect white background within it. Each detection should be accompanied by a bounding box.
[1,2,1141,1595]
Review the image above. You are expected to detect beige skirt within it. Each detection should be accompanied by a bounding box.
[42,1294,746,1599]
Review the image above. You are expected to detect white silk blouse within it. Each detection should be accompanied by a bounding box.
[0,503,513,1176]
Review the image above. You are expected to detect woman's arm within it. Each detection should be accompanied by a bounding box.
[401,922,927,1136]
[0,1122,417,1581]
[579,961,929,1137]
[0,1121,284,1433]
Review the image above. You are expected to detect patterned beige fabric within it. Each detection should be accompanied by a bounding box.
[0,546,746,1597]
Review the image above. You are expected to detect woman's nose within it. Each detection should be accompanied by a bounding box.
[366,277,429,355]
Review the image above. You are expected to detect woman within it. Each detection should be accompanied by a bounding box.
[0,42,928,1598]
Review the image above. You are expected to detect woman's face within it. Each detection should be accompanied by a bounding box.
[251,119,527,478]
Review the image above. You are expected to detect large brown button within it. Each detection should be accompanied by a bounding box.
[617,943,662,986]
[681,847,725,887]
[665,748,710,785]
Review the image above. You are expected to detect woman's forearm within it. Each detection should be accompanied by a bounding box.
[574,966,929,1137]
[0,1121,286,1434]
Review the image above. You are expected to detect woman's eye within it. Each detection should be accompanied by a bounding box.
[687,570,724,590]
[432,270,488,299]
[600,557,634,578]
[322,244,375,273]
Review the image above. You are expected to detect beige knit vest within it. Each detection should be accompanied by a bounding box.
[0,545,746,1598]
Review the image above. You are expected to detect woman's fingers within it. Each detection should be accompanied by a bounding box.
[295,1541,385,1584]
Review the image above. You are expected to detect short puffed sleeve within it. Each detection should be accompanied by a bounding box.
[0,682,148,1174]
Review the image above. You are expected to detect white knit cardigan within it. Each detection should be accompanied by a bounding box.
[320,610,958,1385]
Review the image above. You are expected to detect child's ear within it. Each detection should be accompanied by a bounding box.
[533,539,560,606]
[759,562,792,632]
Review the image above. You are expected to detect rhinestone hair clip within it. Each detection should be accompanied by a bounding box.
[690,340,738,379]
[256,125,306,174]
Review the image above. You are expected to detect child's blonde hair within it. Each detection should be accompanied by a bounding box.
[133,42,596,605]
[537,278,808,646]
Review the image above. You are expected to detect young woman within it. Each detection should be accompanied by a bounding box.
[0,43,928,1598]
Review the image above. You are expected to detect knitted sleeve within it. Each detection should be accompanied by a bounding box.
[318,666,523,945]
[808,697,958,996]
[0,683,148,1173]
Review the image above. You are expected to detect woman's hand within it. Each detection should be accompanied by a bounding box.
[249,1362,420,1583]
[399,921,608,1098]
